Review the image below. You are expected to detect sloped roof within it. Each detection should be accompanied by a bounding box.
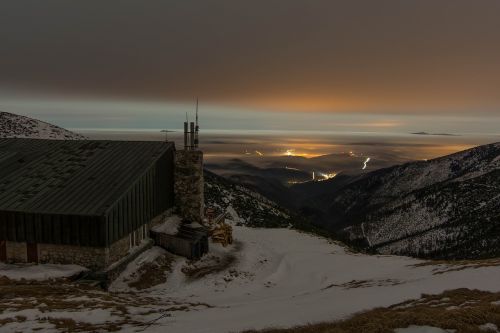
[0,139,174,215]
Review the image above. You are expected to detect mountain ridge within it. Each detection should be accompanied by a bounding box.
[321,142,500,259]
[0,111,86,140]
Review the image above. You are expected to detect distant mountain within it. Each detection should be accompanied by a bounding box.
[0,111,85,140]
[289,174,361,222]
[206,158,312,209]
[411,131,459,136]
[320,142,500,259]
[204,152,406,213]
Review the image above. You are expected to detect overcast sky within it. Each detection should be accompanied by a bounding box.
[1,1,500,132]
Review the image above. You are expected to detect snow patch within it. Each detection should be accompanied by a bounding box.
[0,263,86,281]
[152,215,182,235]
[109,246,168,292]
[479,323,500,332]
[226,205,243,223]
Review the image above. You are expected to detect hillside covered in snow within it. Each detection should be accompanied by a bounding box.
[204,170,296,228]
[2,226,500,333]
[322,142,500,259]
[0,111,85,140]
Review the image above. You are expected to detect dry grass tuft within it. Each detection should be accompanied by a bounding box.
[410,258,500,275]
[45,317,123,332]
[0,281,212,332]
[127,252,175,290]
[242,289,500,333]
[323,279,405,290]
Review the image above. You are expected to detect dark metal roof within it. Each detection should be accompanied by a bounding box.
[0,139,174,216]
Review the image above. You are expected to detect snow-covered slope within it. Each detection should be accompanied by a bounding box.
[0,111,85,140]
[324,142,500,259]
[3,226,497,333]
[204,170,295,228]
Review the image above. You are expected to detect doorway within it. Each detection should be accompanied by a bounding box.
[0,240,6,262]
[26,243,38,263]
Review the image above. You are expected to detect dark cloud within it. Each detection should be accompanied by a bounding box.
[1,1,500,113]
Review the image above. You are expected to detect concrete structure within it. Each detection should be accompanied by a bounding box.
[151,223,208,260]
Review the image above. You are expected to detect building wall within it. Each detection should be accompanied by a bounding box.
[104,149,175,247]
[174,150,204,222]
[2,225,148,271]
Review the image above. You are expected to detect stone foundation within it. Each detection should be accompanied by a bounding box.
[1,225,149,271]
[5,241,27,263]
[174,150,204,222]
[38,243,106,270]
[106,233,131,266]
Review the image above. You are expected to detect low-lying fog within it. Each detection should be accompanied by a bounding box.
[78,129,498,183]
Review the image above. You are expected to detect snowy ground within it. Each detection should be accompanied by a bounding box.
[0,263,86,281]
[1,226,500,333]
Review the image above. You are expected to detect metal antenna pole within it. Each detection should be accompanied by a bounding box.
[160,129,175,142]
[196,98,198,126]
[184,112,189,150]
[194,98,199,149]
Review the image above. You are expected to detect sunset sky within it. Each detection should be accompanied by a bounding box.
[1,1,500,133]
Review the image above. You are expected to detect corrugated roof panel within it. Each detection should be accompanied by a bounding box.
[0,139,174,216]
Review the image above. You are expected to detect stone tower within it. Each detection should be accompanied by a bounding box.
[174,149,204,222]
[174,109,204,222]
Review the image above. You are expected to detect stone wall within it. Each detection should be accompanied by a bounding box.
[174,150,204,222]
[5,241,27,263]
[38,243,107,270]
[2,225,147,271]
[106,232,131,266]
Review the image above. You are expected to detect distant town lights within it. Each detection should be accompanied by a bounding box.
[317,172,337,181]
[362,157,371,170]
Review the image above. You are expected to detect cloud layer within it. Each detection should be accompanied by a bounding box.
[1,1,500,114]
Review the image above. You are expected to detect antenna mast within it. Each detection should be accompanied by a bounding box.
[184,112,189,150]
[194,98,199,149]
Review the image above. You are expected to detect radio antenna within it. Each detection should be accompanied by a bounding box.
[194,98,199,148]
